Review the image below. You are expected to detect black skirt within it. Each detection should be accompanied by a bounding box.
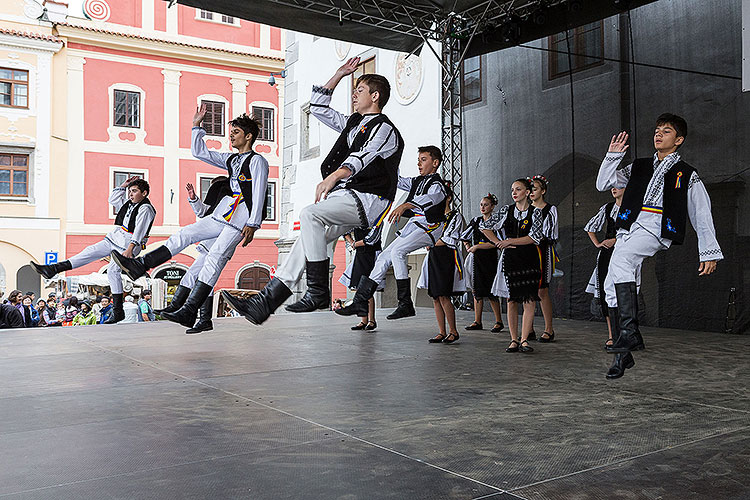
[502,245,542,303]
[538,241,555,289]
[472,248,499,299]
[349,246,378,289]
[427,246,462,299]
[595,246,614,316]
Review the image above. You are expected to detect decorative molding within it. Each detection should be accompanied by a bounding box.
[106,82,148,144]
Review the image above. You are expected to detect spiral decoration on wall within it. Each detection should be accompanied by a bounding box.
[83,0,111,21]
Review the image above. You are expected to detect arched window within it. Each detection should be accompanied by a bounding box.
[237,266,270,290]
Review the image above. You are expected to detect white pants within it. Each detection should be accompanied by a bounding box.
[275,195,363,288]
[68,238,141,294]
[370,227,441,282]
[165,217,243,287]
[604,225,666,307]
[180,238,216,297]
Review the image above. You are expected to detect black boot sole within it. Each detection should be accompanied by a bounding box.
[186,323,213,334]
[162,311,198,329]
[386,309,416,320]
[30,261,57,280]
[221,290,264,325]
[335,304,369,317]
[110,252,146,281]
[285,302,329,313]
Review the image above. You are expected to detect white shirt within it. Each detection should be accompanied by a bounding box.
[480,204,544,245]
[106,188,156,249]
[584,202,621,233]
[121,301,141,323]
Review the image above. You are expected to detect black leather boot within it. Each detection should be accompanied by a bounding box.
[605,307,635,379]
[335,276,378,317]
[156,285,190,315]
[163,281,212,328]
[386,278,416,320]
[221,278,292,325]
[30,260,72,280]
[186,295,213,334]
[607,282,645,353]
[104,293,125,324]
[285,259,330,313]
[111,245,172,281]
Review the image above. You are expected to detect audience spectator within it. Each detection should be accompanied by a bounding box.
[0,302,24,329]
[62,296,79,326]
[121,295,141,323]
[138,290,155,322]
[43,296,62,327]
[72,301,97,326]
[99,296,113,324]
[20,295,39,327]
[92,295,104,322]
[36,299,48,326]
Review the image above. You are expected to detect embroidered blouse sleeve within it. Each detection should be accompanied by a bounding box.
[542,205,559,240]
[480,205,508,230]
[687,172,724,262]
[341,120,399,176]
[246,155,270,228]
[459,218,477,242]
[363,223,384,247]
[108,187,127,212]
[397,175,412,192]
[130,205,156,246]
[584,204,608,233]
[441,213,466,248]
[596,151,631,191]
[309,85,348,132]
[528,207,544,245]
[188,195,210,218]
[410,181,446,211]
[192,127,232,170]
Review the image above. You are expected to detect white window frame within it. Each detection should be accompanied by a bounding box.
[108,166,149,219]
[197,94,230,150]
[194,8,241,27]
[196,173,223,200]
[0,147,34,203]
[107,83,147,144]
[248,100,278,146]
[265,180,277,222]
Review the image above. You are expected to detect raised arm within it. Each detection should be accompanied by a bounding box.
[186,182,210,218]
[309,58,360,132]
[191,105,231,170]
[109,175,139,212]
[597,132,631,191]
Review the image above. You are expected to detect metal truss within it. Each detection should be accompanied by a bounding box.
[441,32,464,210]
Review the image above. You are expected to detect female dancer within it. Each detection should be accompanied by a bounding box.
[418,189,467,344]
[461,193,504,333]
[530,176,558,342]
[340,225,384,331]
[481,179,543,353]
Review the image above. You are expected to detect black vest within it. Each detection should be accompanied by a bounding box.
[403,174,448,223]
[226,152,268,222]
[468,216,492,246]
[604,201,617,240]
[502,204,533,238]
[202,179,234,216]
[616,157,694,245]
[114,198,154,239]
[320,113,403,200]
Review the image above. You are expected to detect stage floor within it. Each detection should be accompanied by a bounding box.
[1,309,749,500]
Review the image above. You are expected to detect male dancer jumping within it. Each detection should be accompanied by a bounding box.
[598,113,722,379]
[30,176,155,324]
[112,106,268,328]
[221,57,404,324]
[336,146,448,319]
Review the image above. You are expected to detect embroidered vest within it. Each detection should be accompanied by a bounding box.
[225,152,269,222]
[402,173,448,224]
[320,113,403,200]
[616,157,694,244]
[202,178,234,216]
[114,198,154,240]
[604,201,617,240]
[468,216,492,246]
[502,204,533,239]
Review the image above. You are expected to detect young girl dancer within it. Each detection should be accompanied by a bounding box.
[418,189,466,344]
[530,176,558,342]
[461,193,504,333]
[481,179,543,353]
[340,224,384,331]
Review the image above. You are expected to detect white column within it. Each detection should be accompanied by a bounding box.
[142,0,155,31]
[166,3,178,35]
[66,56,86,225]
[260,24,271,50]
[35,52,53,218]
[162,69,181,227]
[230,78,248,119]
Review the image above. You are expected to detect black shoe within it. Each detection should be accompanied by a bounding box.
[443,332,460,344]
[336,276,378,317]
[607,282,645,353]
[111,245,171,281]
[505,339,520,353]
[163,281,212,328]
[465,322,483,331]
[351,321,367,331]
[156,285,190,315]
[30,260,72,280]
[429,333,447,343]
[386,278,415,320]
[186,295,213,334]
[527,330,537,341]
[490,322,504,333]
[538,331,555,343]
[519,339,534,353]
[285,259,330,313]
[104,293,125,324]
[605,352,635,379]
[221,278,292,325]
[365,321,377,331]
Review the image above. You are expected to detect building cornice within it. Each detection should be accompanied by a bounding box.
[0,30,63,52]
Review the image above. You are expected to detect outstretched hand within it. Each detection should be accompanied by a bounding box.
[608,132,630,153]
[193,103,207,127]
[337,57,361,77]
[185,182,196,200]
[698,260,717,276]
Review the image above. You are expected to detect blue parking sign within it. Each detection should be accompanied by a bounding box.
[45,252,58,265]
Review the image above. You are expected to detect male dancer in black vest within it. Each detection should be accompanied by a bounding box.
[336,146,448,319]
[111,106,269,328]
[221,57,404,324]
[597,113,722,379]
[30,177,156,324]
